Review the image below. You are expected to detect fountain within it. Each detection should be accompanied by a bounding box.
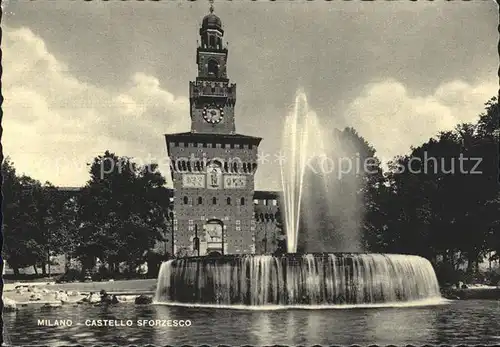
[155,253,441,306]
[155,90,442,307]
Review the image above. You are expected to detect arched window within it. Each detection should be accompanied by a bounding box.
[198,197,203,205]
[203,34,209,48]
[209,35,215,48]
[227,197,231,205]
[240,197,245,206]
[183,196,189,205]
[212,197,217,205]
[208,59,219,76]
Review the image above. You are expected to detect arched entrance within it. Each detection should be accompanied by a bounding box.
[207,251,222,257]
[204,219,224,255]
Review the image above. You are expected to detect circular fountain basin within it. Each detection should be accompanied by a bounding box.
[154,253,442,307]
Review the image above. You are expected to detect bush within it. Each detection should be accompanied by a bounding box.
[56,268,82,283]
[434,262,464,286]
[484,267,500,286]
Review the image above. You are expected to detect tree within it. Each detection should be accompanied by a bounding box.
[373,96,499,274]
[75,151,169,273]
[2,158,37,274]
[296,127,385,253]
[1,158,67,275]
[475,97,500,263]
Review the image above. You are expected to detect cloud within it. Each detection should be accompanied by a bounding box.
[3,27,495,190]
[3,27,190,186]
[344,79,496,165]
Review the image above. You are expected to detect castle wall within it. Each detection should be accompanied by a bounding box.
[168,138,260,256]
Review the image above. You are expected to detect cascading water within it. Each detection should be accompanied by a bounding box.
[155,254,442,306]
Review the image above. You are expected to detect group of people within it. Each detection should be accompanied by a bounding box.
[79,290,120,305]
[15,285,125,305]
[20,286,76,303]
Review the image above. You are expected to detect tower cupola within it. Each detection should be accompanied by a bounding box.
[199,0,224,49]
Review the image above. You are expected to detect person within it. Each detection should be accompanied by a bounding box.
[29,293,42,301]
[99,290,112,304]
[136,262,148,279]
[111,295,119,304]
[55,290,69,303]
[135,294,153,305]
[80,292,100,303]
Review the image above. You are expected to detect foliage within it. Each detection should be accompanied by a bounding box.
[2,158,73,274]
[2,151,169,276]
[296,127,385,253]
[368,96,500,273]
[74,151,169,271]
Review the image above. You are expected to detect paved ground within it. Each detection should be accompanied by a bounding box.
[3,279,157,309]
[3,279,157,294]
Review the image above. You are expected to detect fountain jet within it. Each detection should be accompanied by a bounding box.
[280,91,325,253]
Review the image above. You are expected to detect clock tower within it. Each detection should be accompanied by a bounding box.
[165,3,262,257]
[190,3,236,134]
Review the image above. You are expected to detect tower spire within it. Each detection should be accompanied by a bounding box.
[209,0,214,13]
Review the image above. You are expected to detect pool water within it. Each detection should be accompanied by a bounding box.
[3,300,500,345]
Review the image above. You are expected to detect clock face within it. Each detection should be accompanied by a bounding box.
[202,105,224,124]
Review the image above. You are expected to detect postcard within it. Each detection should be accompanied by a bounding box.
[2,0,499,345]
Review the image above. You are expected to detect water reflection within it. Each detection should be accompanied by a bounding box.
[252,313,272,345]
[362,307,437,345]
[433,300,500,344]
[3,300,500,345]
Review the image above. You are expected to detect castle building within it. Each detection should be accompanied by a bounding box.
[2,6,283,278]
[165,6,280,257]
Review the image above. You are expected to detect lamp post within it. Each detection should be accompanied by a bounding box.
[169,211,175,258]
[47,228,51,277]
[221,225,225,255]
[48,250,51,277]
[264,228,267,254]
[163,223,168,258]
[194,224,200,257]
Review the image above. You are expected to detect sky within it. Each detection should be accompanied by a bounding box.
[2,0,498,191]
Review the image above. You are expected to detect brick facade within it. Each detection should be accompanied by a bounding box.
[165,11,282,256]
